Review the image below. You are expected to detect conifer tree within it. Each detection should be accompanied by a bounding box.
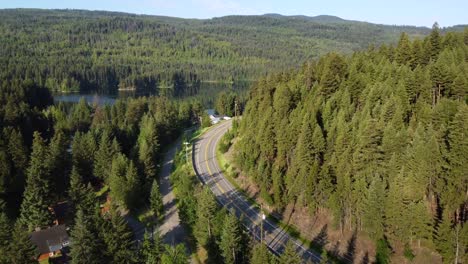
[70,210,102,264]
[47,130,70,198]
[103,208,135,263]
[0,211,10,264]
[428,22,442,61]
[279,240,302,264]
[109,154,141,209]
[195,187,217,246]
[138,113,160,181]
[9,223,37,264]
[141,230,163,264]
[18,132,53,231]
[72,131,97,181]
[150,179,164,221]
[161,244,188,264]
[396,33,413,65]
[219,212,242,264]
[93,129,115,181]
[251,242,270,264]
[69,166,96,218]
[444,105,468,214]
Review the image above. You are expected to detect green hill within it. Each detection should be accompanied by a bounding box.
[0,9,461,94]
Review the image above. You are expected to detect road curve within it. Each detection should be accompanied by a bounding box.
[192,119,322,263]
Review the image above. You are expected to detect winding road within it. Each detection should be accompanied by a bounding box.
[192,119,322,263]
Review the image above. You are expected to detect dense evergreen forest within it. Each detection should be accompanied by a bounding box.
[233,25,468,262]
[2,9,463,94]
[0,78,207,262]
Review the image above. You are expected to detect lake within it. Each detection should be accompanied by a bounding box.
[53,81,252,107]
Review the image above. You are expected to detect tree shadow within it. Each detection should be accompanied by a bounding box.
[312,224,328,247]
[206,236,223,264]
[362,251,370,264]
[344,229,357,263]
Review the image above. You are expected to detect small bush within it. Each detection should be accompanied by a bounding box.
[403,243,415,261]
[375,238,391,264]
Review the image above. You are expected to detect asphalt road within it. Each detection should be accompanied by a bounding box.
[192,119,322,263]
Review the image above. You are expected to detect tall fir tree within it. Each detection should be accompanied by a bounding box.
[150,179,163,221]
[47,130,70,199]
[70,210,103,264]
[219,212,242,264]
[9,222,37,264]
[18,132,53,231]
[161,244,188,264]
[103,207,136,263]
[195,187,217,246]
[93,129,115,181]
[251,242,271,264]
[279,240,302,264]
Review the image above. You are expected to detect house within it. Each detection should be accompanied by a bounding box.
[30,225,70,262]
[206,109,231,124]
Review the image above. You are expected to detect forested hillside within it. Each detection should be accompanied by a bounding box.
[1,9,458,94]
[0,77,206,262]
[234,25,468,262]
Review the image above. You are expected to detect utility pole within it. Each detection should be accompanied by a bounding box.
[261,204,266,244]
[183,141,190,165]
[234,98,238,119]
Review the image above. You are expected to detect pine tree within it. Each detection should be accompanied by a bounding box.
[150,180,163,221]
[138,113,160,181]
[9,222,37,264]
[443,105,468,214]
[109,154,141,209]
[279,240,302,264]
[436,214,456,263]
[18,132,53,231]
[195,187,217,246]
[0,211,11,264]
[428,22,442,61]
[4,128,29,194]
[396,33,413,65]
[161,244,188,264]
[72,131,97,181]
[408,201,432,247]
[70,210,102,264]
[69,166,96,217]
[47,130,70,198]
[103,208,136,263]
[450,73,467,101]
[71,97,92,132]
[363,177,385,240]
[251,242,270,264]
[219,212,242,264]
[141,230,163,264]
[93,129,114,181]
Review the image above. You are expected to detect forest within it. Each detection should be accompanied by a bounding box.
[232,25,468,263]
[0,77,208,262]
[1,9,462,95]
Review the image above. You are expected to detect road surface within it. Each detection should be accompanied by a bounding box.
[158,137,191,248]
[192,119,322,263]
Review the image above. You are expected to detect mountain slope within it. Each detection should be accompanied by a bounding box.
[234,27,467,263]
[0,9,458,94]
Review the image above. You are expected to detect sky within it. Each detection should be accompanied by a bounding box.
[0,0,466,27]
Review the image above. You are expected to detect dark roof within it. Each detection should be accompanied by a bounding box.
[30,225,70,254]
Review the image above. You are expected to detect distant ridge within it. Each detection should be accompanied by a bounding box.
[263,13,346,23]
